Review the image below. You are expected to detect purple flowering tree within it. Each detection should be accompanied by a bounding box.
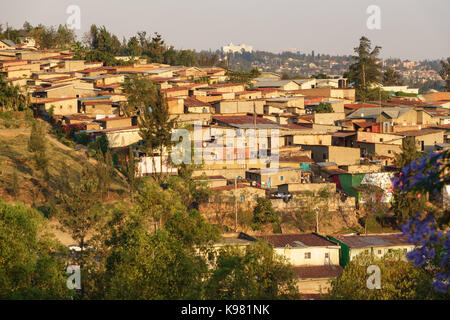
[392,149,449,295]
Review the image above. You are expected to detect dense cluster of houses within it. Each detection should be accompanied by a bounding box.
[1,38,449,297]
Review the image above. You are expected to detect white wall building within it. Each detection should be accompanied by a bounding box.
[221,42,253,54]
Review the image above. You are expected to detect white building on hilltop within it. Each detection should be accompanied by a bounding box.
[221,42,253,54]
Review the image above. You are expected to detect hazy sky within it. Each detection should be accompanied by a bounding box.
[1,0,449,60]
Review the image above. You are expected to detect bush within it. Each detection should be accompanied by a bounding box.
[76,132,89,146]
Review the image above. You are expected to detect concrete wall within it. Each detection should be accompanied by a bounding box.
[314,112,345,125]
[278,182,336,194]
[214,100,264,114]
[275,246,340,267]
[301,145,360,165]
[293,134,332,146]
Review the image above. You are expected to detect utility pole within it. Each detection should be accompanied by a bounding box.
[235,176,238,232]
[315,208,319,234]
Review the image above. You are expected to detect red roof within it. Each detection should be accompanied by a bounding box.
[280,123,311,130]
[354,121,377,128]
[293,265,343,279]
[83,100,113,105]
[212,183,254,191]
[183,97,210,107]
[213,115,278,125]
[344,103,380,110]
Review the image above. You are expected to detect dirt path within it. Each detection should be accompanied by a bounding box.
[0,128,31,137]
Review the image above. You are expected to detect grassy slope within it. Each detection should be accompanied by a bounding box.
[0,114,129,245]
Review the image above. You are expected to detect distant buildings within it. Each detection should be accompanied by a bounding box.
[221,42,253,54]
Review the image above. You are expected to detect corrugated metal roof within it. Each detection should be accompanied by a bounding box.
[256,233,338,248]
[333,233,412,248]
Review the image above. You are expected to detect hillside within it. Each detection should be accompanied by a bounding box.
[0,112,129,245]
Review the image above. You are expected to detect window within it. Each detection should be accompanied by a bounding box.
[380,138,383,142]
[305,252,311,259]
[378,250,382,254]
[325,253,329,259]
[280,176,284,181]
[388,249,393,253]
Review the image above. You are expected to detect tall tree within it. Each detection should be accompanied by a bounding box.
[54,165,104,297]
[392,137,427,224]
[348,36,382,102]
[28,120,49,181]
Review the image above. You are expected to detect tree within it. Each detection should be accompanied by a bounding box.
[89,204,211,300]
[9,169,20,197]
[95,150,114,200]
[252,198,280,232]
[347,36,382,102]
[359,184,389,233]
[125,146,139,201]
[328,251,436,299]
[205,241,300,299]
[439,57,450,91]
[0,200,70,299]
[226,68,261,84]
[28,120,49,181]
[392,149,449,295]
[124,76,177,177]
[383,67,403,86]
[53,165,104,298]
[281,72,290,80]
[315,102,334,113]
[135,179,185,231]
[392,137,427,225]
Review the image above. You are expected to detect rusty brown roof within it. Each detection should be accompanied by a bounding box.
[332,233,412,248]
[293,265,343,279]
[256,233,337,248]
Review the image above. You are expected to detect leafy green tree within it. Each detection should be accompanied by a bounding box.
[90,206,210,299]
[359,184,389,233]
[315,102,334,113]
[53,165,104,296]
[328,251,436,300]
[383,67,403,86]
[252,197,280,232]
[135,179,185,231]
[392,137,427,225]
[348,36,382,102]
[124,76,177,176]
[226,68,261,84]
[205,241,300,299]
[0,200,70,299]
[165,209,221,248]
[0,74,29,112]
